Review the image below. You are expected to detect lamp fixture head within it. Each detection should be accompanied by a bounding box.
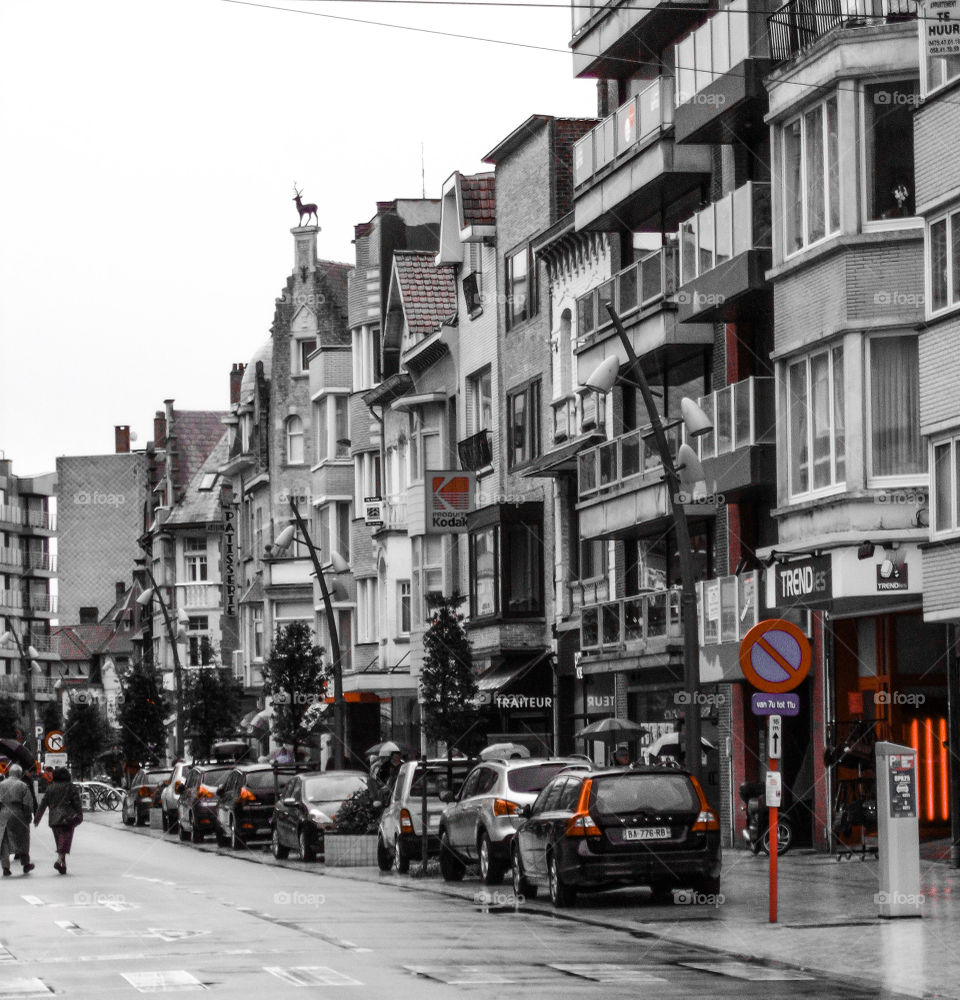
[680,397,713,438]
[675,443,707,488]
[583,356,620,395]
[274,524,296,553]
[327,551,351,574]
[136,587,155,606]
[857,542,875,561]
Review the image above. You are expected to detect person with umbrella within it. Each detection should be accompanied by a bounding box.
[611,745,632,768]
[0,764,36,876]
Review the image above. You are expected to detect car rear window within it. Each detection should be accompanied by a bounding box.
[199,768,232,787]
[592,774,700,814]
[146,770,172,783]
[242,770,276,790]
[410,765,471,798]
[506,763,568,794]
[303,775,368,802]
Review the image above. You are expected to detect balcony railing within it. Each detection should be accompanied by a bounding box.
[27,634,61,656]
[176,582,222,609]
[25,552,56,572]
[578,422,683,500]
[23,509,55,531]
[674,0,765,106]
[573,78,675,188]
[568,576,610,612]
[0,547,23,568]
[581,588,682,652]
[678,182,772,286]
[698,571,760,645]
[0,590,23,610]
[458,429,493,472]
[23,593,57,614]
[0,504,23,526]
[551,396,579,445]
[693,377,775,461]
[576,246,679,344]
[380,495,407,530]
[769,0,917,61]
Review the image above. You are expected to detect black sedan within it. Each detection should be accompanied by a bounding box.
[177,764,234,843]
[215,765,288,849]
[271,771,371,862]
[121,767,172,827]
[511,767,721,907]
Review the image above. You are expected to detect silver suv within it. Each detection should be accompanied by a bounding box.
[438,757,590,885]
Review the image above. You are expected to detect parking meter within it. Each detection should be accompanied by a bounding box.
[875,741,922,918]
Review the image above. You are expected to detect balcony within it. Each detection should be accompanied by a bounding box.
[0,504,22,528]
[27,634,61,658]
[673,0,773,145]
[572,80,711,233]
[676,182,772,324]
[571,0,709,78]
[0,547,23,572]
[24,551,57,575]
[176,582,222,609]
[22,508,56,533]
[574,247,714,388]
[376,495,408,533]
[698,570,762,682]
[22,592,57,615]
[551,396,579,445]
[581,589,683,657]
[0,674,60,698]
[458,429,493,472]
[693,377,776,498]
[0,590,23,612]
[768,0,917,62]
[568,576,610,614]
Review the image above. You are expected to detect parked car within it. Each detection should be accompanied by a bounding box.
[159,761,193,832]
[437,757,588,884]
[378,759,473,873]
[215,764,289,849]
[510,766,721,908]
[177,763,236,843]
[271,770,371,862]
[121,767,173,827]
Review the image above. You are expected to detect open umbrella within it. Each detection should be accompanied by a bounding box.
[644,731,717,766]
[575,718,648,744]
[0,739,36,770]
[480,742,531,761]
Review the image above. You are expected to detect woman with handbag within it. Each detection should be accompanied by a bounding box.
[34,767,83,874]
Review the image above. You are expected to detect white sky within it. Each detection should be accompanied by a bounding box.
[0,0,594,476]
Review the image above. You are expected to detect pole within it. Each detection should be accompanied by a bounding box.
[604,303,703,787]
[769,755,778,923]
[3,618,38,760]
[143,566,185,759]
[420,752,429,874]
[289,499,345,770]
[949,624,960,867]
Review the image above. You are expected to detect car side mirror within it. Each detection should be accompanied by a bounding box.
[518,804,532,819]
[438,790,454,803]
[174,781,184,794]
[216,784,225,796]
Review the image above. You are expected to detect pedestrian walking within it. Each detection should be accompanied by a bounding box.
[0,764,36,876]
[34,767,83,875]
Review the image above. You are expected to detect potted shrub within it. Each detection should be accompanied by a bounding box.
[323,786,385,867]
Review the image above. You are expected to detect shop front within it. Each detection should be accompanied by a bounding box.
[476,650,555,756]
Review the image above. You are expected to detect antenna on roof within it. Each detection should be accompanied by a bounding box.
[421,142,425,199]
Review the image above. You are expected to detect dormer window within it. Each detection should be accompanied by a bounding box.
[298,338,316,374]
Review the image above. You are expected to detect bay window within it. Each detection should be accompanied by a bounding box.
[933,436,960,535]
[469,526,498,617]
[412,535,444,625]
[863,82,917,223]
[355,451,382,508]
[410,408,442,482]
[868,335,924,482]
[783,95,840,255]
[352,325,382,390]
[467,505,544,620]
[928,205,960,314]
[356,579,378,644]
[314,395,350,462]
[787,346,845,497]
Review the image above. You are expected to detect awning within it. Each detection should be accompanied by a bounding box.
[477,649,552,693]
[520,434,603,478]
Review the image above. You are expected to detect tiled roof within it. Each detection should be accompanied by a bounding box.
[166,432,230,527]
[51,626,91,661]
[52,622,136,660]
[460,173,496,228]
[393,252,457,342]
[172,410,229,495]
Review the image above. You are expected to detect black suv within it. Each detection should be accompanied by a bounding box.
[177,763,235,843]
[215,765,289,849]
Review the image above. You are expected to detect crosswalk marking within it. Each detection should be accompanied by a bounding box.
[0,980,52,997]
[121,971,206,992]
[21,896,43,907]
[264,967,363,987]
[679,960,816,981]
[405,965,519,985]
[551,963,669,983]
[0,943,16,965]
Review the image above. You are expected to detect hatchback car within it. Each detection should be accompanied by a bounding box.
[378,759,473,873]
[160,761,193,833]
[511,766,721,907]
[272,771,372,862]
[177,763,235,843]
[121,767,173,827]
[437,757,588,884]
[215,765,288,849]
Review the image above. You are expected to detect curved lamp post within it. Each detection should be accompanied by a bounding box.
[270,498,350,770]
[0,620,40,756]
[584,301,713,787]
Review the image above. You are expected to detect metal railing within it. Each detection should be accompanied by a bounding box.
[581,588,682,651]
[27,634,60,656]
[551,396,578,444]
[568,577,610,611]
[768,0,916,61]
[22,593,57,613]
[24,509,55,531]
[0,547,23,567]
[573,77,675,187]
[458,429,493,471]
[578,422,682,499]
[698,571,760,645]
[0,590,23,610]
[576,245,679,343]
[380,495,407,530]
[694,377,774,461]
[0,674,59,694]
[678,182,772,286]
[25,551,56,572]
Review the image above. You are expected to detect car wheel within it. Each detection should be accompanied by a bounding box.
[511,843,537,899]
[215,823,229,847]
[691,876,721,897]
[761,819,792,857]
[394,837,410,874]
[230,818,244,850]
[178,819,190,842]
[299,827,316,862]
[548,854,576,908]
[135,810,148,827]
[377,836,393,872]
[122,805,134,827]
[478,832,504,886]
[191,816,204,844]
[272,826,290,860]
[438,832,465,882]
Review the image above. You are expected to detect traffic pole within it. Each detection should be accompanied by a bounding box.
[769,754,778,924]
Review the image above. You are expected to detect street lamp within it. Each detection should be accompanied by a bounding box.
[584,301,714,786]
[270,499,350,770]
[0,620,41,757]
[136,569,187,758]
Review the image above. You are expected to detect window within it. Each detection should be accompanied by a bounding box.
[505,245,538,329]
[355,451,382,508]
[357,579,378,644]
[924,34,960,96]
[398,581,411,635]
[334,396,350,458]
[932,436,960,535]
[253,606,263,660]
[579,539,607,581]
[783,95,840,255]
[314,395,350,462]
[863,82,917,223]
[187,616,210,667]
[314,399,327,462]
[412,535,444,625]
[470,526,498,617]
[468,368,493,435]
[335,501,351,562]
[787,346,845,497]
[298,338,316,374]
[286,415,304,464]
[410,408,442,482]
[352,325,382,390]
[184,538,207,582]
[507,380,542,468]
[928,205,960,314]
[463,272,482,314]
[868,336,925,482]
[468,510,544,619]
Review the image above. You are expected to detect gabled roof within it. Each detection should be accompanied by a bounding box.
[460,173,496,228]
[166,432,230,527]
[172,410,229,495]
[391,252,457,342]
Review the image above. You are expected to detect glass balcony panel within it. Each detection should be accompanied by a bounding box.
[663,244,678,294]
[647,591,667,637]
[734,379,753,448]
[698,394,716,459]
[715,192,732,266]
[638,80,663,139]
[597,278,616,320]
[582,607,600,649]
[618,262,639,314]
[595,117,615,171]
[677,36,696,105]
[639,251,659,303]
[695,24,713,94]
[624,598,645,642]
[698,205,715,274]
[579,450,598,494]
[732,184,753,257]
[680,220,698,285]
[621,430,642,479]
[664,423,682,465]
[729,0,751,64]
[601,602,621,645]
[643,431,663,475]
[574,133,593,187]
[716,385,733,454]
[616,97,637,153]
[753,182,773,248]
[599,440,618,486]
[578,293,595,338]
[713,10,731,76]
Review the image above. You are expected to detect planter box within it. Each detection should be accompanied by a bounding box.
[323,833,378,867]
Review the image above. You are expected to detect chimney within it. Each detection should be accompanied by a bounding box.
[164,399,176,505]
[115,581,126,602]
[154,411,166,449]
[115,425,131,454]
[293,226,319,277]
[229,363,246,405]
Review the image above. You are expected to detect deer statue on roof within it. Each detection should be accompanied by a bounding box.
[293,184,318,227]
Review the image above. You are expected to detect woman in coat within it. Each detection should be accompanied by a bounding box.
[0,764,36,876]
[34,767,82,874]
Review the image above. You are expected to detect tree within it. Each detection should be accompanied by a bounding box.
[64,700,110,779]
[40,701,62,735]
[420,593,483,759]
[0,696,22,740]
[183,666,244,759]
[117,663,169,766]
[261,621,327,758]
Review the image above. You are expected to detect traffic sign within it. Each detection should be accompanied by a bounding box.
[45,752,68,768]
[768,715,782,759]
[34,725,43,740]
[739,619,812,693]
[44,730,65,753]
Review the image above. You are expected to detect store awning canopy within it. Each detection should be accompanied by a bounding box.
[477,649,551,693]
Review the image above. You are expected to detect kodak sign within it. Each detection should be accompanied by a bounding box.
[425,470,475,534]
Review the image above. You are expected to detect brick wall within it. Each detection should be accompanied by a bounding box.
[551,119,598,220]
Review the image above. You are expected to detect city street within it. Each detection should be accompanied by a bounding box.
[0,814,938,999]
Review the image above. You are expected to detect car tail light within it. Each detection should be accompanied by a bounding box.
[689,777,720,831]
[197,785,215,799]
[565,813,602,838]
[239,787,256,803]
[492,799,520,816]
[138,786,153,798]
[400,808,414,833]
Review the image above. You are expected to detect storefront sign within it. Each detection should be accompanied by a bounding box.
[425,471,475,534]
[774,555,832,607]
[876,561,908,592]
[925,0,960,57]
[222,503,237,617]
[586,694,615,710]
[494,694,552,710]
[364,496,383,527]
[889,754,917,818]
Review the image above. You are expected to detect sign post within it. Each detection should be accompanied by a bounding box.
[739,620,812,924]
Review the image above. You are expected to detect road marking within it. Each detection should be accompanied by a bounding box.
[679,961,816,981]
[0,980,52,997]
[0,943,15,964]
[264,967,363,987]
[405,966,519,985]
[551,963,669,983]
[121,971,206,992]
[21,896,43,907]
[54,920,89,936]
